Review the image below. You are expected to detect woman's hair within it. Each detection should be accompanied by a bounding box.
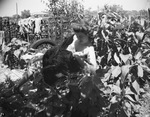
[71,21,94,43]
[71,22,90,34]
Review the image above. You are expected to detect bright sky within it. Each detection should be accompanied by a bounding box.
[83,0,150,11]
[0,0,150,17]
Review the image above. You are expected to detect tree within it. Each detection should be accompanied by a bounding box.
[41,0,84,41]
[21,10,31,18]
[139,10,148,19]
[12,14,20,19]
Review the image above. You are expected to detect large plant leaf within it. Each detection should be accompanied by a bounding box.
[112,66,121,78]
[120,54,132,64]
[137,65,143,77]
[101,72,111,82]
[122,100,132,117]
[134,51,142,60]
[125,87,135,95]
[107,51,112,62]
[116,78,120,86]
[121,65,131,84]
[114,53,121,64]
[108,84,121,94]
[125,94,136,102]
[110,95,118,103]
[125,94,141,106]
[143,49,150,57]
[131,80,140,95]
[141,64,150,72]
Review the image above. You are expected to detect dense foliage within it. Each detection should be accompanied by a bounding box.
[1,0,150,117]
[1,26,150,117]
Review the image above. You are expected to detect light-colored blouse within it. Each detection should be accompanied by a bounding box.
[66,35,98,73]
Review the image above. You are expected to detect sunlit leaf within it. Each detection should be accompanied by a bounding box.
[101,86,111,94]
[130,87,139,101]
[143,49,150,56]
[120,54,132,64]
[102,72,111,82]
[141,58,147,63]
[112,66,121,77]
[125,94,141,106]
[110,96,118,103]
[136,32,144,40]
[137,65,143,77]
[21,54,34,61]
[108,84,121,94]
[116,79,120,86]
[121,65,131,84]
[134,93,139,101]
[134,51,142,60]
[122,100,132,117]
[107,51,112,62]
[124,101,131,109]
[29,89,37,93]
[139,88,145,93]
[132,80,140,95]
[114,53,121,64]
[14,49,22,58]
[125,94,136,102]
[125,87,135,95]
[141,64,150,72]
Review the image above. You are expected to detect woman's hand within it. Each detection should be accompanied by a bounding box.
[73,54,86,68]
[73,52,85,57]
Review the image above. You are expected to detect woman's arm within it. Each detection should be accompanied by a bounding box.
[84,46,98,73]
[66,35,77,53]
[66,43,75,53]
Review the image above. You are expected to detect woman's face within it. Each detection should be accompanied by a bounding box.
[75,32,89,44]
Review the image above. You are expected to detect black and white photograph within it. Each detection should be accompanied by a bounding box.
[0,0,150,116]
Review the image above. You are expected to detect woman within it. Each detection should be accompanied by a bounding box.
[66,22,98,73]
[42,21,97,86]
